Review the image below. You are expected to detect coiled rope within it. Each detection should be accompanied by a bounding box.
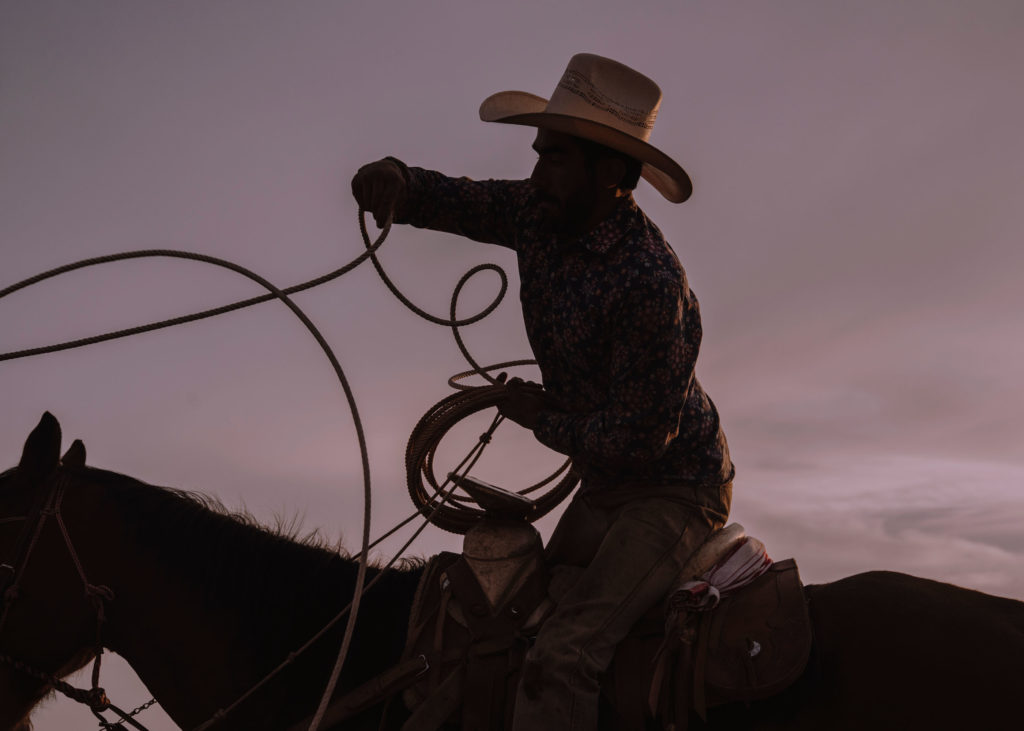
[405,385,577,533]
[0,211,576,729]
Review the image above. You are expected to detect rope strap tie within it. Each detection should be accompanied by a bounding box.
[87,687,111,712]
[86,583,115,598]
[85,583,116,605]
[60,683,109,710]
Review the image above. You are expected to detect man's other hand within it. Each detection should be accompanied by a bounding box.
[497,376,551,431]
[351,158,406,228]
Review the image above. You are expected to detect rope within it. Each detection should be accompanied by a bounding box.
[0,210,575,729]
[2,215,396,730]
[0,215,504,363]
[0,651,109,710]
[192,412,496,731]
[405,386,578,533]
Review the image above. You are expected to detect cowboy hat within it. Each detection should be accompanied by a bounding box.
[479,53,692,203]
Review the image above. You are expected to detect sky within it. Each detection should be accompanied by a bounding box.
[2,1,1022,728]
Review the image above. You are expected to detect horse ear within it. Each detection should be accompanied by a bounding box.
[19,412,62,479]
[62,439,86,468]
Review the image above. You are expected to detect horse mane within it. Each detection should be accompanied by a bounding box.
[74,466,426,660]
[90,465,343,549]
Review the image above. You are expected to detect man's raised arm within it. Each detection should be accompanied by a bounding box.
[351,157,531,249]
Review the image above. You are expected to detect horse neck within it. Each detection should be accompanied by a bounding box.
[72,470,423,730]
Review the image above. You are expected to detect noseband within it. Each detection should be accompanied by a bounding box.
[0,466,151,730]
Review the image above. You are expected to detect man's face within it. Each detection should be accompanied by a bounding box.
[530,129,601,236]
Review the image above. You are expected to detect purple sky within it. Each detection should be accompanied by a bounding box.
[3,2,1023,728]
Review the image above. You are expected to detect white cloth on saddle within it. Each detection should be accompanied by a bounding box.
[669,536,773,612]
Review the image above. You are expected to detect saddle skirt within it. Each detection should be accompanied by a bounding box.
[399,521,812,731]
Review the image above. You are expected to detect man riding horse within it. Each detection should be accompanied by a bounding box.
[351,53,734,731]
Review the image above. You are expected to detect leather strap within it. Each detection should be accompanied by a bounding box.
[647,630,674,718]
[692,611,711,720]
[429,579,452,691]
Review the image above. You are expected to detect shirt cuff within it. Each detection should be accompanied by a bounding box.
[384,157,424,224]
[533,410,576,456]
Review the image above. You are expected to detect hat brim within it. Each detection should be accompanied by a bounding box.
[480,91,692,203]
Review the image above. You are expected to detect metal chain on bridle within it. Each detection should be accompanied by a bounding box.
[0,212,577,729]
[0,651,153,730]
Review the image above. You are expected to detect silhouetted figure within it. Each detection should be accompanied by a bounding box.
[352,53,733,731]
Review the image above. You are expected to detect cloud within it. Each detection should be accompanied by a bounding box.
[731,451,1024,600]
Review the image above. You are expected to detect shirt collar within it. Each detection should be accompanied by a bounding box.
[577,196,640,255]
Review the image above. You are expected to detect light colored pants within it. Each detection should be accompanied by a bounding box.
[511,483,731,731]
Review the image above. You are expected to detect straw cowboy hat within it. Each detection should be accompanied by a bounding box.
[479,53,692,203]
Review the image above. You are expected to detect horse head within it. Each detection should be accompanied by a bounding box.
[0,414,98,730]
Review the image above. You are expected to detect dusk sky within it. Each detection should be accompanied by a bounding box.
[2,2,1022,728]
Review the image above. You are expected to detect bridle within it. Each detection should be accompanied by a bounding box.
[0,465,150,730]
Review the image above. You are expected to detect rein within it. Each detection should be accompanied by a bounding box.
[0,466,143,729]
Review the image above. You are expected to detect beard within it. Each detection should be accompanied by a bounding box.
[536,183,601,238]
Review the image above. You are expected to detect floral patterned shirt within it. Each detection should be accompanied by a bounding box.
[394,163,734,494]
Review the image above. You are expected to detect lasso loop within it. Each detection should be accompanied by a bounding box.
[0,210,555,731]
[5,215,394,731]
[357,212,520,384]
[0,213,516,376]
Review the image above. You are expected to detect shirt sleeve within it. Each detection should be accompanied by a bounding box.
[532,275,699,470]
[390,159,533,250]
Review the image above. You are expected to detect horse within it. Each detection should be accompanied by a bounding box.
[1,413,1022,730]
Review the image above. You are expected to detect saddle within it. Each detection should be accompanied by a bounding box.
[398,519,813,731]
